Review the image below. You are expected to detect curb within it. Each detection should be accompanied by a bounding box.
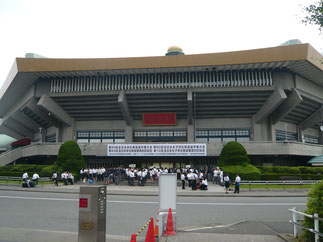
[0,186,308,197]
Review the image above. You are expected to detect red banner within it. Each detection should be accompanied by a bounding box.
[143,113,176,126]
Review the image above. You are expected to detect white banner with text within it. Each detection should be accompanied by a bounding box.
[107,143,207,156]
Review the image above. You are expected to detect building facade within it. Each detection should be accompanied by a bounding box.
[0,44,322,168]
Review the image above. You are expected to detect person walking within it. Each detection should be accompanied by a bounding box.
[52,172,58,186]
[224,173,230,194]
[181,172,186,189]
[234,174,241,194]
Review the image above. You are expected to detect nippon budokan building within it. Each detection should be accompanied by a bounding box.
[0,41,322,168]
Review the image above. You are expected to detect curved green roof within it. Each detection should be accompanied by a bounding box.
[307,155,323,166]
[0,134,16,147]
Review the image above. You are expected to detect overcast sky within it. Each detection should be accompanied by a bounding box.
[0,0,322,89]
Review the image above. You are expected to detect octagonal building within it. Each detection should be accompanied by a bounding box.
[0,43,322,168]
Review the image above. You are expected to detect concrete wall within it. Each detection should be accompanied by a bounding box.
[275,121,297,133]
[197,118,251,129]
[2,85,34,121]
[273,72,294,91]
[295,76,323,99]
[76,120,126,130]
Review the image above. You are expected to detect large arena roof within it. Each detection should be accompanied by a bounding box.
[0,43,322,118]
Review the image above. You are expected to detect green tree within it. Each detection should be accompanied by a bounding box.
[217,141,250,167]
[302,180,323,241]
[56,140,85,174]
[302,1,323,32]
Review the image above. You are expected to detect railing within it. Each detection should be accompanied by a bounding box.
[0,176,51,186]
[241,180,320,191]
[289,207,323,242]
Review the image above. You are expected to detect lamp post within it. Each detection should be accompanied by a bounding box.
[39,127,42,143]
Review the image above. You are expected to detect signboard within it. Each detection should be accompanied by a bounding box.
[159,174,177,211]
[143,113,176,126]
[107,143,207,156]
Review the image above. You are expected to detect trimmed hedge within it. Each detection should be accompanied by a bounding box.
[0,171,26,177]
[222,164,261,180]
[257,166,323,174]
[0,164,57,177]
[56,140,85,174]
[217,141,250,167]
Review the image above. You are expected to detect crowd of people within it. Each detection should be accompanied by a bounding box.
[79,166,241,193]
[22,166,241,192]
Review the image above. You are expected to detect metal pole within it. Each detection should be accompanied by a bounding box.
[249,181,251,191]
[266,181,268,191]
[292,207,298,238]
[283,181,285,190]
[314,213,319,242]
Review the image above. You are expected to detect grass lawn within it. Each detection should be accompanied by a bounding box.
[240,184,313,189]
[0,180,53,185]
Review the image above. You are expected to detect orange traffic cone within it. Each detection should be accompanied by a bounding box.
[163,208,176,236]
[145,217,155,242]
[154,210,159,238]
[130,233,136,242]
[154,219,159,238]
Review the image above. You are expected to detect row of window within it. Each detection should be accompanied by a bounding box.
[75,129,319,144]
[77,131,125,143]
[196,129,250,142]
[275,130,319,144]
[133,130,187,142]
[275,130,297,141]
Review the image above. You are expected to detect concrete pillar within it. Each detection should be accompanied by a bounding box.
[297,125,304,143]
[58,123,64,142]
[251,115,269,141]
[187,119,194,142]
[38,128,43,142]
[319,130,323,145]
[250,115,256,141]
[267,118,275,141]
[125,125,133,143]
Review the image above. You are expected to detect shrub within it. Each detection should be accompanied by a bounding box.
[41,165,58,177]
[56,140,85,174]
[217,141,250,167]
[302,180,323,242]
[222,164,261,180]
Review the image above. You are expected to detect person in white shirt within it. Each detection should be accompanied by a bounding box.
[22,171,30,188]
[129,169,135,186]
[187,172,192,188]
[137,170,142,186]
[224,174,230,194]
[213,168,219,184]
[52,172,58,186]
[200,179,208,190]
[32,173,40,185]
[68,172,74,185]
[234,174,241,194]
[181,173,186,189]
[192,172,198,190]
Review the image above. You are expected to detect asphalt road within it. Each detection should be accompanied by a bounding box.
[0,190,307,240]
